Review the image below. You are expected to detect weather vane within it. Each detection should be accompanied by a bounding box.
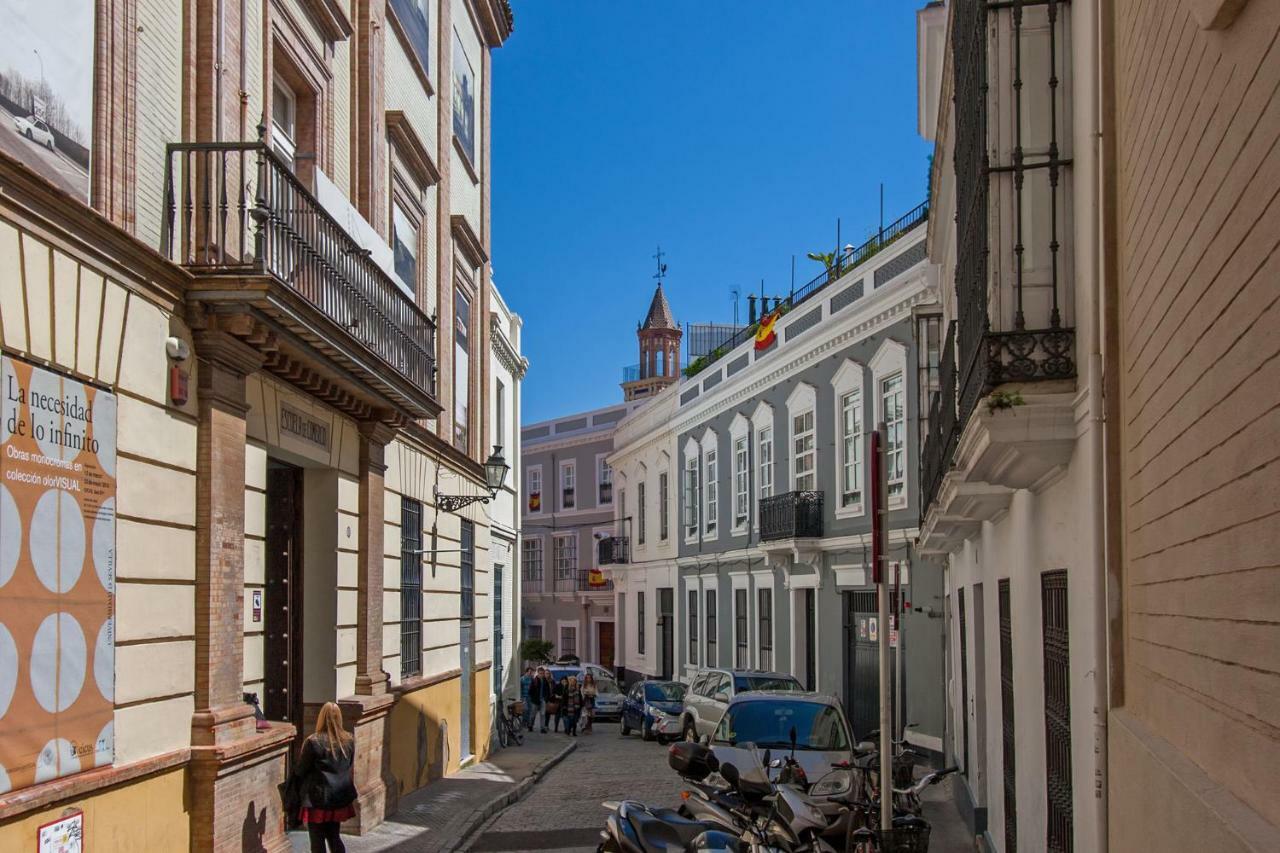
[653,245,668,282]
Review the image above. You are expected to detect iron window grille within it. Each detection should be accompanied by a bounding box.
[1042,569,1073,853]
[460,520,475,620]
[735,589,749,669]
[638,592,646,655]
[659,472,669,540]
[1000,579,1018,852]
[759,491,824,541]
[637,482,647,545]
[688,590,699,666]
[521,537,544,591]
[758,588,773,671]
[705,590,718,667]
[400,498,423,677]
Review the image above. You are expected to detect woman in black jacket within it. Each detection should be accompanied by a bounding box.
[291,701,358,852]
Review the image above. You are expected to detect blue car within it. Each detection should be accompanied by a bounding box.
[621,680,688,743]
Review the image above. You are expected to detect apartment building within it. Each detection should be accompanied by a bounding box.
[604,210,948,754]
[916,1,1280,850]
[488,282,527,702]
[0,1,514,850]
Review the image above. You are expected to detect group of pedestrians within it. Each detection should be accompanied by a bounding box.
[519,666,599,736]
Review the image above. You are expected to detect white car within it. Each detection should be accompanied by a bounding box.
[14,115,54,149]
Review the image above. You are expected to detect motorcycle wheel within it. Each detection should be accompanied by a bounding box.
[597,839,623,853]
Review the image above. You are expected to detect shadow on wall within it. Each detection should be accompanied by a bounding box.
[241,800,268,853]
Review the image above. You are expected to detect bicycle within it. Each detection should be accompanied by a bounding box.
[495,699,525,748]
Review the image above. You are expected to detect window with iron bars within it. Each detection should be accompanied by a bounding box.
[758,588,773,671]
[638,591,646,655]
[553,532,577,579]
[400,499,423,677]
[735,588,749,668]
[460,520,475,620]
[659,472,669,540]
[705,590,718,667]
[688,590,699,666]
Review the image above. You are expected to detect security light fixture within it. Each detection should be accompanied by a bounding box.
[434,445,510,513]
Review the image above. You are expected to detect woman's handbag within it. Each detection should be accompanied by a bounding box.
[545,700,560,716]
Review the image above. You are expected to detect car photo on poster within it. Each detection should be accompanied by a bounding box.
[0,1,93,201]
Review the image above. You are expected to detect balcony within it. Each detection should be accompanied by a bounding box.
[521,566,544,594]
[918,0,1078,552]
[759,491,824,542]
[597,536,630,566]
[161,141,439,421]
[552,570,614,594]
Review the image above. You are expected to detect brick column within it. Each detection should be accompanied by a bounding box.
[188,329,294,853]
[340,420,398,833]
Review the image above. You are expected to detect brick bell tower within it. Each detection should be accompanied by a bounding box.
[622,278,682,401]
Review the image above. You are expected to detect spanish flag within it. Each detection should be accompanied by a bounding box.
[529,491,541,512]
[588,569,606,587]
[754,309,780,351]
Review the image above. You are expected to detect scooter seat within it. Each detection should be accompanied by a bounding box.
[648,808,715,845]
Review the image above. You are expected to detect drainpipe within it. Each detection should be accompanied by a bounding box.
[1085,0,1110,848]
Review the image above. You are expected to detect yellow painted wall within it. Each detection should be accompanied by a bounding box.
[472,667,492,760]
[388,674,463,796]
[0,766,189,852]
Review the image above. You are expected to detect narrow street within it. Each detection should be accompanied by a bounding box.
[464,722,684,852]
[463,721,971,853]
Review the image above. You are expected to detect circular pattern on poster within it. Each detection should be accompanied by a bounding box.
[93,497,115,592]
[30,367,67,462]
[30,612,86,714]
[0,623,16,718]
[35,737,78,783]
[95,720,114,767]
[31,489,85,594]
[93,618,113,702]
[0,484,19,588]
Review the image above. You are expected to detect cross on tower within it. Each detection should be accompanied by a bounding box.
[653,245,668,281]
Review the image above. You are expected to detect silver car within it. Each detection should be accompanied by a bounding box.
[679,667,804,740]
[708,691,856,788]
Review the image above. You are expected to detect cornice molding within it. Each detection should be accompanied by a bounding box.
[489,313,527,378]
[295,0,354,41]
[673,278,933,434]
[387,111,441,187]
[451,214,488,267]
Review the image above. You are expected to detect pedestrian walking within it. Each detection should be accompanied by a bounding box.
[562,675,584,736]
[530,667,553,733]
[287,701,357,853]
[581,673,598,735]
[519,667,534,730]
[551,674,568,733]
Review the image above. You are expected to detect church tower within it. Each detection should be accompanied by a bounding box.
[622,282,682,401]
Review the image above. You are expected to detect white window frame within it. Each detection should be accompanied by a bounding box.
[658,468,670,541]
[557,619,580,658]
[683,438,701,543]
[271,75,298,168]
[702,431,719,539]
[786,382,818,493]
[869,340,910,509]
[560,459,576,511]
[597,453,614,506]
[526,464,543,515]
[752,401,775,520]
[522,535,544,592]
[831,359,866,518]
[552,531,577,580]
[637,477,647,546]
[729,413,750,534]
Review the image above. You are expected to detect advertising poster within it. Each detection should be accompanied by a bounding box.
[0,357,116,794]
[0,1,94,201]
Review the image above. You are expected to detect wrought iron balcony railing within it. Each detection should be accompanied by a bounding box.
[552,570,614,593]
[160,141,437,399]
[597,536,630,566]
[759,491,824,542]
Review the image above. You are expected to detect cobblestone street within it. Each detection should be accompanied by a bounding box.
[465,721,684,852]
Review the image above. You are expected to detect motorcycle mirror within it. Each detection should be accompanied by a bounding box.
[720,763,740,787]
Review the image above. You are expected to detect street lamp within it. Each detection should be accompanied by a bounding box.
[434,445,510,513]
[33,49,44,90]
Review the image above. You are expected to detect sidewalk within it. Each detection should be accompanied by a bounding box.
[289,732,576,853]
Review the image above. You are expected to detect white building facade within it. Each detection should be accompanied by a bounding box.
[488,282,527,702]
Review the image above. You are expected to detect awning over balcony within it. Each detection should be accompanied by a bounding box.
[162,141,440,423]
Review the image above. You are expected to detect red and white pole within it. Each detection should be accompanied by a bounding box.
[871,425,892,833]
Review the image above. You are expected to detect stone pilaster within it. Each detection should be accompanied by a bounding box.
[340,420,399,833]
[188,329,294,853]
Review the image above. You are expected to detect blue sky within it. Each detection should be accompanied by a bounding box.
[492,2,931,424]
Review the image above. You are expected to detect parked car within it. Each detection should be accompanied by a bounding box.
[14,115,54,149]
[708,691,855,787]
[680,667,803,741]
[621,680,687,742]
[591,677,625,721]
[546,661,616,687]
